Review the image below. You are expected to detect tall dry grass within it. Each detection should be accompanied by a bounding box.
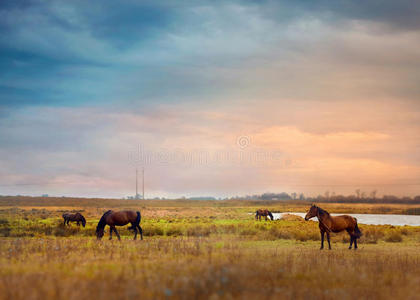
[0,237,419,300]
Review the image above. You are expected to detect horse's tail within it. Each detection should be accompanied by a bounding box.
[354,220,362,239]
[96,210,112,232]
[135,211,141,225]
[268,211,274,220]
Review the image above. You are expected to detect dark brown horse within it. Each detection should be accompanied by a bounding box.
[96,210,143,240]
[305,205,362,250]
[255,209,274,221]
[62,212,86,227]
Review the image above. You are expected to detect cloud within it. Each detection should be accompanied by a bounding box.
[0,1,419,197]
[0,99,419,197]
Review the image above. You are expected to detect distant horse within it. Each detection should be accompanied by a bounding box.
[255,209,274,221]
[305,205,362,250]
[96,210,143,240]
[62,212,86,227]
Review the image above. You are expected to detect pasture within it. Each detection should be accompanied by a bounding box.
[1,198,420,299]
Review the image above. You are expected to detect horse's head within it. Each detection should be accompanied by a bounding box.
[96,227,104,239]
[255,210,259,219]
[81,216,86,227]
[305,204,318,221]
[268,211,274,220]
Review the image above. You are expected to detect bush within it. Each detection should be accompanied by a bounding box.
[361,228,385,244]
[404,207,420,215]
[54,223,80,237]
[0,226,11,237]
[239,227,258,236]
[267,226,292,240]
[385,231,403,243]
[186,225,212,237]
[166,226,184,236]
[293,230,319,241]
[143,225,164,236]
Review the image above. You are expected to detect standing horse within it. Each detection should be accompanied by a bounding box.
[305,205,362,250]
[96,210,143,240]
[62,212,86,227]
[255,209,274,221]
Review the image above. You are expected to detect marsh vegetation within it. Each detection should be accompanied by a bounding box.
[0,198,419,299]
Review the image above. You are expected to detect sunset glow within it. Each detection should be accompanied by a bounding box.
[1,1,419,198]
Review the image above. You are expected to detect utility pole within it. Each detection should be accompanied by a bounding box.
[142,167,145,200]
[136,168,138,199]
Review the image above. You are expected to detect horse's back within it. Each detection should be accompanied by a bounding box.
[330,215,357,231]
[109,210,137,225]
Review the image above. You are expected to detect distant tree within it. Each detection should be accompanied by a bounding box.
[324,190,330,200]
[355,189,361,199]
[299,193,305,200]
[291,192,297,200]
[370,190,377,199]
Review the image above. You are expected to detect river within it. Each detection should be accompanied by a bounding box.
[272,212,420,226]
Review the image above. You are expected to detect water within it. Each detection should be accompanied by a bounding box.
[272,212,420,226]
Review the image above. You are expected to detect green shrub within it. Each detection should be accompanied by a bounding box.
[143,225,164,236]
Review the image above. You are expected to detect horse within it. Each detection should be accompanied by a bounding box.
[255,209,274,221]
[304,204,362,250]
[96,210,143,240]
[62,212,86,227]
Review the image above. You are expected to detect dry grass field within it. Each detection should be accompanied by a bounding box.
[1,197,420,300]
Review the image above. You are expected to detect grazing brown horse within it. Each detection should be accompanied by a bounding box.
[255,209,274,221]
[96,210,143,240]
[62,212,86,227]
[305,205,362,250]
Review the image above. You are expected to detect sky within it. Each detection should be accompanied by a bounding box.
[0,0,419,198]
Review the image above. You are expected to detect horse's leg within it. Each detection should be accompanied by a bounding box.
[320,231,325,250]
[137,225,143,240]
[114,227,121,240]
[349,235,353,249]
[63,219,66,225]
[326,232,331,250]
[109,226,113,240]
[77,221,80,226]
[354,237,358,250]
[132,223,137,240]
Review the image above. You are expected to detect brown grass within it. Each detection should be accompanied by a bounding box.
[0,237,419,300]
[0,198,420,299]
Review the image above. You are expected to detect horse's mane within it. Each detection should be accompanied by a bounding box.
[96,210,112,231]
[317,206,330,216]
[78,213,86,223]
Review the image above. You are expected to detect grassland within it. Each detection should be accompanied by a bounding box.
[1,198,420,299]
